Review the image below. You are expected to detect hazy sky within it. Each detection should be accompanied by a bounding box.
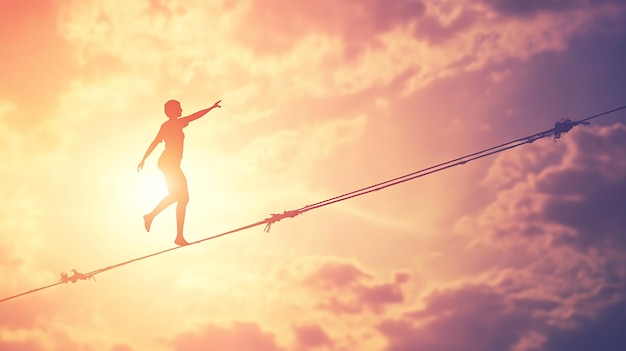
[1,1,626,350]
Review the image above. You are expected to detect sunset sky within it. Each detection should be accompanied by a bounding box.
[1,0,626,350]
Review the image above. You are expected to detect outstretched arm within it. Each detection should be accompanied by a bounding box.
[137,135,162,172]
[180,100,221,124]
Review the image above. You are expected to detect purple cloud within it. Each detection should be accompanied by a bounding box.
[541,295,626,351]
[483,0,572,16]
[380,285,536,351]
[379,282,617,351]
[535,124,626,249]
[420,123,626,351]
[474,123,626,254]
[481,0,626,17]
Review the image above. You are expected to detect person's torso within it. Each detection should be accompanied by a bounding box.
[161,119,187,159]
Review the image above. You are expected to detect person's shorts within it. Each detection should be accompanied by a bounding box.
[158,155,188,198]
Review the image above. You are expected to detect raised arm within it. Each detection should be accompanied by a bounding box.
[179,100,221,124]
[137,131,163,172]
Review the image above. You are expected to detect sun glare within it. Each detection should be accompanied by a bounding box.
[136,170,167,210]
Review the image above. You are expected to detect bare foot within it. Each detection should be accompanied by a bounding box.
[175,237,189,246]
[143,215,153,232]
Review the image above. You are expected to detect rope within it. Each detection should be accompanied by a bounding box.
[1,104,625,304]
[295,108,619,213]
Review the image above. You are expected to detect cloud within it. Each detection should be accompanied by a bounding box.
[234,0,426,58]
[413,6,479,45]
[355,273,410,314]
[0,298,49,329]
[481,0,625,18]
[294,258,409,315]
[426,123,626,350]
[0,0,77,125]
[464,124,626,242]
[110,343,134,351]
[52,0,626,110]
[379,280,624,351]
[536,124,626,249]
[472,125,626,263]
[233,115,368,201]
[0,325,111,351]
[0,187,55,301]
[170,322,285,351]
[379,285,537,351]
[292,324,333,350]
[170,320,336,351]
[541,295,626,351]
[0,339,45,351]
[304,260,372,289]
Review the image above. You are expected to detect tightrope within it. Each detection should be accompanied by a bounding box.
[1,104,625,304]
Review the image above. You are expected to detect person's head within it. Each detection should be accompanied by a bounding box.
[164,100,182,118]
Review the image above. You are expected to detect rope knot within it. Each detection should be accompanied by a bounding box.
[264,210,301,233]
[59,269,96,284]
[553,118,590,141]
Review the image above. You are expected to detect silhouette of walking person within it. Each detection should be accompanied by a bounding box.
[138,99,221,246]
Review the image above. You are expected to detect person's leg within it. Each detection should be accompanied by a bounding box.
[144,194,176,232]
[174,170,190,246]
[144,167,177,232]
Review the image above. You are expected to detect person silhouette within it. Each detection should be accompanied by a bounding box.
[138,99,221,246]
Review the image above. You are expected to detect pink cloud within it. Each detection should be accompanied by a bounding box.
[354,273,409,314]
[300,259,409,315]
[413,6,479,44]
[110,343,133,351]
[316,295,363,315]
[234,0,426,57]
[0,339,44,351]
[0,326,106,351]
[292,324,333,350]
[304,261,371,290]
[0,296,58,329]
[170,322,285,351]
[0,0,77,125]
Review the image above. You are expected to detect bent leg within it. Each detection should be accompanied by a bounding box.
[144,194,176,232]
[144,166,179,232]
